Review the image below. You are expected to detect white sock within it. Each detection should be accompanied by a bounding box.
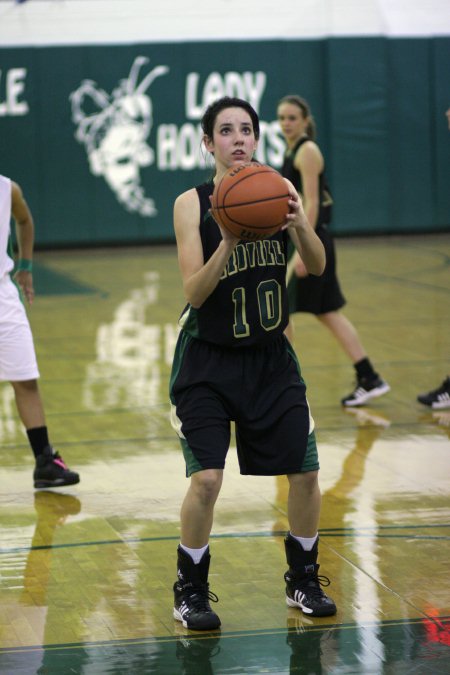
[289,532,318,551]
[180,543,209,564]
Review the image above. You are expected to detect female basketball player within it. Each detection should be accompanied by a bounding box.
[169,96,336,631]
[0,175,80,488]
[277,94,390,406]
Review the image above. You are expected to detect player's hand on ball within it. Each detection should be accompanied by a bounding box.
[217,219,241,244]
[209,198,240,244]
[282,184,309,232]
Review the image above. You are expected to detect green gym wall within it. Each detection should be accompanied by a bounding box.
[1,37,449,246]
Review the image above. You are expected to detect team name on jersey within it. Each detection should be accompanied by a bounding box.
[220,240,286,279]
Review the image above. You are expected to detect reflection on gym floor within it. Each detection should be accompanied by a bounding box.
[1,235,449,674]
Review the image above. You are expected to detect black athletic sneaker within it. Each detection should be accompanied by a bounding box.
[173,581,220,631]
[284,534,336,618]
[285,568,337,617]
[417,377,450,409]
[33,446,80,489]
[173,546,221,631]
[341,376,390,407]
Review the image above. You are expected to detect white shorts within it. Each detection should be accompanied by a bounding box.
[0,275,40,381]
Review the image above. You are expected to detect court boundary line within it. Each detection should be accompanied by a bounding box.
[1,615,449,655]
[1,524,449,555]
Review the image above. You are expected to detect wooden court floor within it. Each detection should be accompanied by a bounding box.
[0,233,449,674]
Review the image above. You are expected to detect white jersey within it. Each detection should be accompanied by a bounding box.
[0,175,14,279]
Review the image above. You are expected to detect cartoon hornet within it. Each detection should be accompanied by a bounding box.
[70,57,169,217]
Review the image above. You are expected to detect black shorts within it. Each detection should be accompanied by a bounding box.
[288,224,346,315]
[169,332,319,477]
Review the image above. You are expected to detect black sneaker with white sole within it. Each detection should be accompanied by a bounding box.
[417,377,450,409]
[341,376,390,407]
[285,568,337,617]
[173,581,220,631]
[284,534,336,618]
[173,546,221,631]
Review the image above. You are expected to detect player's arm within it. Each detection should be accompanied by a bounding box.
[294,141,323,231]
[174,189,238,308]
[11,181,35,305]
[283,179,325,277]
[287,141,324,279]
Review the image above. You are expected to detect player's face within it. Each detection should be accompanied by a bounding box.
[204,107,258,171]
[277,103,309,143]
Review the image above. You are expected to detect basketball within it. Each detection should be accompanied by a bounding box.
[211,162,290,241]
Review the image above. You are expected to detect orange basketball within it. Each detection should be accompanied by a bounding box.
[211,162,290,241]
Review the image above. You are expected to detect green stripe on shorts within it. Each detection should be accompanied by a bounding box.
[179,436,203,476]
[301,429,320,472]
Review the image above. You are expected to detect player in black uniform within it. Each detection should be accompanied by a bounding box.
[277,95,390,407]
[169,96,336,631]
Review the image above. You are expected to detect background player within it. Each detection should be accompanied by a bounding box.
[277,95,390,407]
[416,109,450,410]
[0,175,80,489]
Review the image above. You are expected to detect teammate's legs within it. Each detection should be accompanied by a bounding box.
[318,310,390,406]
[11,379,46,429]
[1,278,80,489]
[12,377,80,489]
[317,310,365,363]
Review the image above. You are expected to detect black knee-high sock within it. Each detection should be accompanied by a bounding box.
[354,358,377,381]
[26,426,50,458]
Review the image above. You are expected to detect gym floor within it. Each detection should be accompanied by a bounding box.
[0,233,449,674]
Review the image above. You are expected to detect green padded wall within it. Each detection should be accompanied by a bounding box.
[1,37,449,246]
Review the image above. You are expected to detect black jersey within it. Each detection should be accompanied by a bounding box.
[179,181,290,348]
[281,137,332,226]
[282,139,345,314]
